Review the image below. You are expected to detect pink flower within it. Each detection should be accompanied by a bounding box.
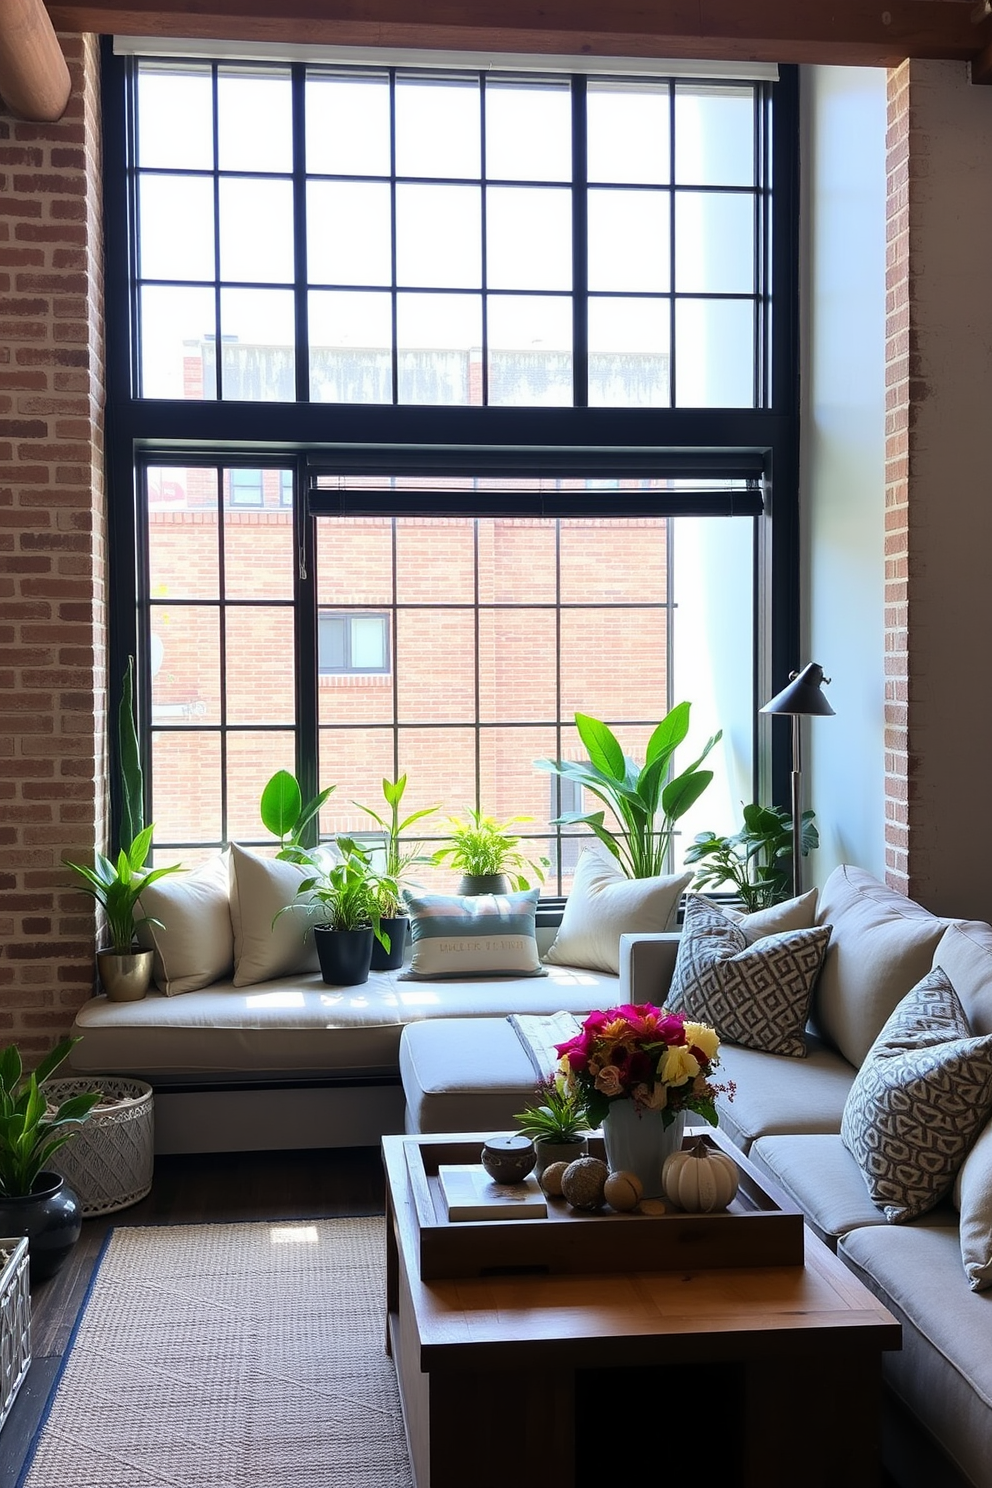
[594,1064,624,1097]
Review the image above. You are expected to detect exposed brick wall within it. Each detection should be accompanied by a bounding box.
[883,61,911,894]
[0,34,105,1062]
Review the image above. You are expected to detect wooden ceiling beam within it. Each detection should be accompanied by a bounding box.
[41,0,992,71]
[0,0,71,120]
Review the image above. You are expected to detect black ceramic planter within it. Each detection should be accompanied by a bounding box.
[313,925,374,986]
[457,874,509,896]
[0,1171,82,1283]
[370,916,408,972]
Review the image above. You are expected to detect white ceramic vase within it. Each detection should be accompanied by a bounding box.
[601,1103,686,1199]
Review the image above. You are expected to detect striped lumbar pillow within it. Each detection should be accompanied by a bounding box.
[399,888,546,980]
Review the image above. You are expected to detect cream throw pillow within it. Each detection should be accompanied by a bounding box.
[229,843,321,987]
[726,888,819,941]
[136,852,233,996]
[543,849,691,976]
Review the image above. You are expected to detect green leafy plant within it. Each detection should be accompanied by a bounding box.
[0,1038,102,1197]
[259,769,335,857]
[282,836,395,950]
[514,1077,590,1145]
[431,808,550,891]
[535,703,722,879]
[684,803,819,912]
[352,775,439,917]
[64,657,184,952]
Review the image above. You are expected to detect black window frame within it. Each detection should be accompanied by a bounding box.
[101,41,801,845]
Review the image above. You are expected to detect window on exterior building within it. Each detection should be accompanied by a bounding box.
[105,49,799,890]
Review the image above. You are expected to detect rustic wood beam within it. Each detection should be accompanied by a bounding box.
[0,0,71,120]
[41,0,992,71]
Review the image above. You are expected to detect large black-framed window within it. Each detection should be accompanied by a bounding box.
[101,42,801,875]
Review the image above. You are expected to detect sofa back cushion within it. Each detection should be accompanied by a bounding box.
[931,919,992,1036]
[136,852,234,996]
[813,864,949,1067]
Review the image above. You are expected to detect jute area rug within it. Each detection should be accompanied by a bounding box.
[20,1218,414,1488]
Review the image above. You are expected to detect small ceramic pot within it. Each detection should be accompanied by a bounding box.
[480,1134,536,1184]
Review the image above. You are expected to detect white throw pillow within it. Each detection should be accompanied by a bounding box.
[543,849,692,976]
[726,888,819,942]
[228,843,321,987]
[136,852,233,996]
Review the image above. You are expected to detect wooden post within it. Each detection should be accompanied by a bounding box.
[0,0,71,122]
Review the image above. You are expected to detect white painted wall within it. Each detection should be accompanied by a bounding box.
[799,66,888,885]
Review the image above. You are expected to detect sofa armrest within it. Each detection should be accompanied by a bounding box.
[619,932,681,1005]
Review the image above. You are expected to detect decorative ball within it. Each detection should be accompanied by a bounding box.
[560,1156,609,1210]
[604,1169,643,1212]
[539,1160,571,1197]
[480,1134,537,1184]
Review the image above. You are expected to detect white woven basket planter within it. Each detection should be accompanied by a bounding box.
[0,1237,31,1434]
[46,1078,154,1217]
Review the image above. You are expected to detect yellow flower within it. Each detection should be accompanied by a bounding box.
[682,1021,720,1061]
[659,1044,700,1087]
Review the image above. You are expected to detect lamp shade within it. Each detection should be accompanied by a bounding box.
[760,662,835,718]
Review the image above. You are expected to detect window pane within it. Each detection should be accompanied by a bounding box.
[397,293,481,406]
[351,615,388,669]
[396,184,480,288]
[152,731,222,843]
[224,489,294,600]
[486,187,571,291]
[317,518,393,606]
[319,730,399,832]
[395,75,480,179]
[309,291,393,404]
[306,72,391,177]
[148,465,219,601]
[485,81,571,182]
[319,614,347,671]
[218,69,292,173]
[478,610,556,722]
[560,518,667,604]
[307,181,392,286]
[140,287,217,399]
[226,607,296,724]
[318,671,395,726]
[137,65,213,170]
[396,610,476,722]
[226,730,297,840]
[588,298,670,408]
[587,81,669,185]
[561,606,667,726]
[675,192,754,294]
[139,175,215,282]
[396,519,473,603]
[150,604,221,726]
[219,289,295,400]
[477,518,556,603]
[398,728,478,842]
[588,189,669,293]
[488,295,572,407]
[675,298,755,407]
[675,83,755,187]
[219,178,294,283]
[480,726,558,833]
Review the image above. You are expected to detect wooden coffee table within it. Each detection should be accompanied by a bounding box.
[383,1132,901,1488]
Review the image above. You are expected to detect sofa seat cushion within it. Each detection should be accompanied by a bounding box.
[68,962,620,1082]
[813,865,950,1068]
[749,1133,957,1249]
[710,1035,857,1154]
[400,1016,542,1134]
[839,1224,992,1488]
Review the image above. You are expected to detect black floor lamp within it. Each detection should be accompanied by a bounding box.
[760,662,835,897]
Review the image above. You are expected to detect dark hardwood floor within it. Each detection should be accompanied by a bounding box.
[0,1145,385,1487]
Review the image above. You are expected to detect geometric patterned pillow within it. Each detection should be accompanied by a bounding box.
[665,894,832,1058]
[841,967,992,1223]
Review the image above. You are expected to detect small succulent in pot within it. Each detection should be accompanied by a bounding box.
[515,1075,590,1177]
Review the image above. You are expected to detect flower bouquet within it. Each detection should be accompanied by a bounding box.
[555,1001,733,1131]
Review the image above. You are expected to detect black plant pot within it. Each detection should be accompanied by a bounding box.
[457,873,509,896]
[370,916,408,972]
[0,1170,83,1283]
[313,925,375,986]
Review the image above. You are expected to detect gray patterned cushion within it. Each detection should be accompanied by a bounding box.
[841,967,992,1223]
[665,894,831,1058]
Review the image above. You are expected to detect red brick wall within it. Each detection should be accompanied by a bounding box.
[0,34,105,1062]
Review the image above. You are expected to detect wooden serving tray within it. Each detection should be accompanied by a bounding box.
[404,1127,805,1280]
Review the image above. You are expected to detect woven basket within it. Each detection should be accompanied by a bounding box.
[0,1237,30,1434]
[46,1078,154,1217]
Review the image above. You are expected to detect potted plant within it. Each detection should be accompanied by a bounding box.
[514,1076,591,1177]
[353,775,439,971]
[63,657,184,1001]
[259,768,335,857]
[431,807,550,894]
[0,1037,102,1281]
[685,803,819,912]
[282,836,396,987]
[535,702,722,878]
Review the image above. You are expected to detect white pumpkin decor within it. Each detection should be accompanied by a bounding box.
[662,1140,739,1213]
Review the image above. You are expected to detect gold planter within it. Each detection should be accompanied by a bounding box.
[97,948,154,1002]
